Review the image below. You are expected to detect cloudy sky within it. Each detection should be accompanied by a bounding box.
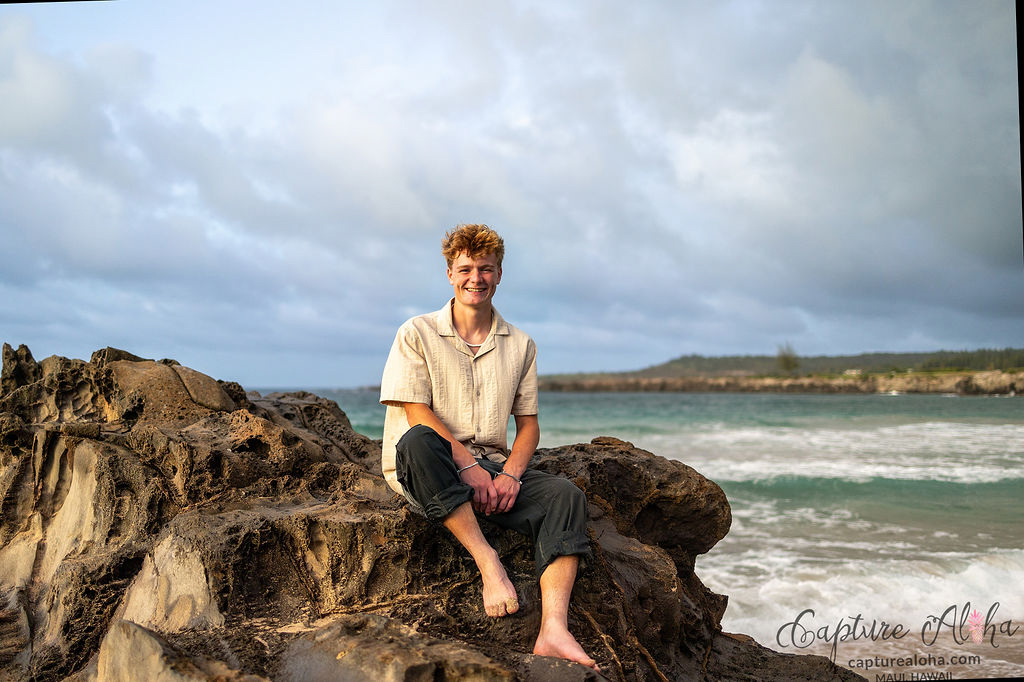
[1,1,1020,387]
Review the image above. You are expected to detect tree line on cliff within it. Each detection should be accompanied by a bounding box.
[543,348,1024,381]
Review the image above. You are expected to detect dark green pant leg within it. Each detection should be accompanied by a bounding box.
[478,460,591,577]
[395,425,474,521]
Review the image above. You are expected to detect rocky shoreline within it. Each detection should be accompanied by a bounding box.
[0,343,861,681]
[539,370,1019,396]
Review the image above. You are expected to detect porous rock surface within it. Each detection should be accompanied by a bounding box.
[0,343,861,681]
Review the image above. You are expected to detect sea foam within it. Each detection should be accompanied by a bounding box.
[642,422,1024,484]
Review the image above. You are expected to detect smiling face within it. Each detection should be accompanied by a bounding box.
[447,250,502,310]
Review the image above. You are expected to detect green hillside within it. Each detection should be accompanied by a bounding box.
[543,348,1024,381]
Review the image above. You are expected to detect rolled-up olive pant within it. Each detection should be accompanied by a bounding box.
[395,424,591,577]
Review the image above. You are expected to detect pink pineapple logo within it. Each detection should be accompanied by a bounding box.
[967,609,985,644]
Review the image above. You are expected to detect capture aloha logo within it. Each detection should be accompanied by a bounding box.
[775,601,1020,662]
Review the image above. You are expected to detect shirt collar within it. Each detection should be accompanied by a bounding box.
[435,299,510,338]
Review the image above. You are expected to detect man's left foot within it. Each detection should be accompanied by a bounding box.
[533,622,600,672]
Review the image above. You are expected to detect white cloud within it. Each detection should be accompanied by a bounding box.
[667,109,791,210]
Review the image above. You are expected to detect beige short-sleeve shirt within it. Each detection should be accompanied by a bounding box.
[379,300,538,494]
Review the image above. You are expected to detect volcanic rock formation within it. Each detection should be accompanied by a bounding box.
[0,343,860,681]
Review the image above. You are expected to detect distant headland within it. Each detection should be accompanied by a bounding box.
[539,349,1023,395]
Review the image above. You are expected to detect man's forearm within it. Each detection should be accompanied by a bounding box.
[503,415,539,479]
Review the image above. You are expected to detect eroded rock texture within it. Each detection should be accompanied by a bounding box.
[0,343,860,681]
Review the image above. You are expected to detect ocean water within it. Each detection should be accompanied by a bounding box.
[313,389,1024,679]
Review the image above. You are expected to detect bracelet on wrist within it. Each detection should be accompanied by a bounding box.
[497,471,522,485]
[457,461,480,474]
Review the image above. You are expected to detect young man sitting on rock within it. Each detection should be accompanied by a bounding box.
[379,223,598,671]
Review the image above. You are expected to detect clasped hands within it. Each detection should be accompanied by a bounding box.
[459,460,521,515]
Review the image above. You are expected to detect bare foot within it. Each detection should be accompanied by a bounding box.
[533,621,599,671]
[479,551,519,617]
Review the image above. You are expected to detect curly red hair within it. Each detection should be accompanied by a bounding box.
[442,224,505,268]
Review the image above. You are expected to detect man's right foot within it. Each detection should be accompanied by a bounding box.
[479,552,519,617]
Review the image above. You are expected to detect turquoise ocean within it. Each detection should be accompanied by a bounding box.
[306,389,1024,678]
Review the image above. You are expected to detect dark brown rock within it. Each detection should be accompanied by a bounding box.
[0,345,863,681]
[533,436,732,568]
[276,613,513,681]
[1,345,41,396]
